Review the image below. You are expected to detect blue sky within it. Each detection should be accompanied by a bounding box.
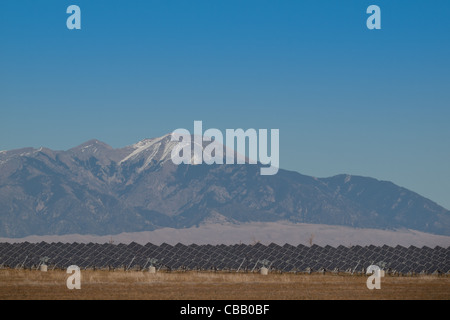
[1,1,449,209]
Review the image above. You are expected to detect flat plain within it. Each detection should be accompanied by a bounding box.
[0,270,448,300]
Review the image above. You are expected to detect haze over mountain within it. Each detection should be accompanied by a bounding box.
[0,135,449,239]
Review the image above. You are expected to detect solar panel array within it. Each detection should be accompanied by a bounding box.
[0,242,448,275]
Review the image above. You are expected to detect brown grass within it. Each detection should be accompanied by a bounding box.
[0,269,448,300]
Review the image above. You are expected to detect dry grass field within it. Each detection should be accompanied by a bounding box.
[0,269,448,300]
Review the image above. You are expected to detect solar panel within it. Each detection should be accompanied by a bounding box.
[0,242,448,274]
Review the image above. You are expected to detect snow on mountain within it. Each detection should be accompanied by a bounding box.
[120,138,161,164]
[119,133,237,172]
[118,134,181,174]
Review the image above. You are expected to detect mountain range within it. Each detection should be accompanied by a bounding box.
[0,135,449,239]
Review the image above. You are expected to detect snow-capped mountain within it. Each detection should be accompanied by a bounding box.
[0,136,449,238]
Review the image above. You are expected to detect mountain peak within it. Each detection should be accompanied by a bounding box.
[70,139,112,152]
[119,134,178,169]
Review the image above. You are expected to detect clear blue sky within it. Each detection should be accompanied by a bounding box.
[1,1,449,209]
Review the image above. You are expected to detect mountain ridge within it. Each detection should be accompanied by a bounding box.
[0,136,449,238]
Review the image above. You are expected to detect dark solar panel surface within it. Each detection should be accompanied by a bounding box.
[0,242,448,274]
